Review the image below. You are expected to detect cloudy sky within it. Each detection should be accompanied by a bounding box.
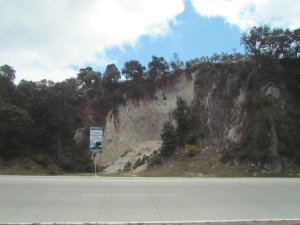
[1,0,300,83]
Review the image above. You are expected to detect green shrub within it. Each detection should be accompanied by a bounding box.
[133,155,149,169]
[74,155,94,172]
[149,153,162,166]
[185,144,198,157]
[160,121,177,157]
[220,150,235,164]
[124,161,132,171]
[22,157,35,169]
[47,164,61,175]
[133,158,142,169]
[32,154,51,167]
[58,154,72,171]
[173,97,189,146]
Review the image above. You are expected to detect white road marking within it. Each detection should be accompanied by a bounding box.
[83,193,176,196]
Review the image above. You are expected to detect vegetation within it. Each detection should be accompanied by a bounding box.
[160,96,203,158]
[1,25,300,173]
[185,144,199,157]
[218,26,300,166]
[140,144,300,177]
[0,53,174,173]
[160,121,177,157]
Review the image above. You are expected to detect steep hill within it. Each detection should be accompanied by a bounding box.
[75,59,300,174]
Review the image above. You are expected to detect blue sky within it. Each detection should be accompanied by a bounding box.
[107,0,243,71]
[1,0,299,83]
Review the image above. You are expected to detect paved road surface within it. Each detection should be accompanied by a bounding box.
[0,176,299,224]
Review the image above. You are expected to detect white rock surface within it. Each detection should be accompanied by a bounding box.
[97,73,195,173]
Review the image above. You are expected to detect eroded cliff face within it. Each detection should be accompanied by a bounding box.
[191,67,247,144]
[98,73,195,172]
[88,65,290,173]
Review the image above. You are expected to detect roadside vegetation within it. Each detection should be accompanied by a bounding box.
[140,145,300,178]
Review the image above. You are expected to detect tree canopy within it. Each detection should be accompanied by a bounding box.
[241,25,300,59]
[122,60,146,82]
[148,55,170,80]
[103,64,121,85]
[77,67,101,89]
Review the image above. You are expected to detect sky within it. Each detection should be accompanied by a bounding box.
[1,0,300,84]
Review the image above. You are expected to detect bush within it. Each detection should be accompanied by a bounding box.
[160,121,177,157]
[32,154,52,167]
[220,150,235,164]
[47,164,61,175]
[133,155,149,169]
[22,157,35,169]
[124,161,132,171]
[173,97,189,146]
[149,153,162,166]
[133,158,142,169]
[74,155,94,172]
[58,154,73,171]
[185,144,198,157]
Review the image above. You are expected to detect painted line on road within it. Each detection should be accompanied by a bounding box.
[83,193,176,196]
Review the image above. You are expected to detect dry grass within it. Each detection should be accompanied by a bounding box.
[0,158,48,175]
[138,145,300,178]
[1,145,300,177]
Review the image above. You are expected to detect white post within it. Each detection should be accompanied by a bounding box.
[94,155,97,176]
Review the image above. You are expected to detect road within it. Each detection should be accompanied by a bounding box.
[0,176,299,224]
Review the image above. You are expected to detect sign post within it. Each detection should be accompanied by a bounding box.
[90,127,103,175]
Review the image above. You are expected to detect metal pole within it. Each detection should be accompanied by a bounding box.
[94,155,96,176]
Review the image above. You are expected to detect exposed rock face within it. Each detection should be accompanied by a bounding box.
[88,67,289,173]
[98,73,195,172]
[191,69,247,144]
[263,116,282,173]
[74,127,87,143]
[261,82,285,173]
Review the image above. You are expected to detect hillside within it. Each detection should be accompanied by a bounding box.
[83,58,300,175]
[1,26,300,175]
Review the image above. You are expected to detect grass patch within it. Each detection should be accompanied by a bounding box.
[138,145,300,177]
[1,145,300,177]
[0,158,48,175]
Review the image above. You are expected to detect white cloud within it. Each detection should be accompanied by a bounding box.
[191,0,300,30]
[0,0,184,83]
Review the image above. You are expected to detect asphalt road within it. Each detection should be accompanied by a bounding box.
[0,176,299,224]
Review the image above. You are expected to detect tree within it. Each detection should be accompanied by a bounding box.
[160,120,177,157]
[211,53,220,63]
[173,97,189,146]
[241,25,300,59]
[122,60,146,82]
[103,64,121,88]
[148,55,169,80]
[241,26,271,57]
[0,104,32,159]
[16,80,38,112]
[0,64,16,82]
[16,78,80,157]
[0,65,16,104]
[170,53,184,70]
[292,28,300,58]
[77,67,101,89]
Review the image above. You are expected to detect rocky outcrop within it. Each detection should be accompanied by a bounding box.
[191,69,247,144]
[261,82,285,173]
[84,66,290,174]
[98,73,195,172]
